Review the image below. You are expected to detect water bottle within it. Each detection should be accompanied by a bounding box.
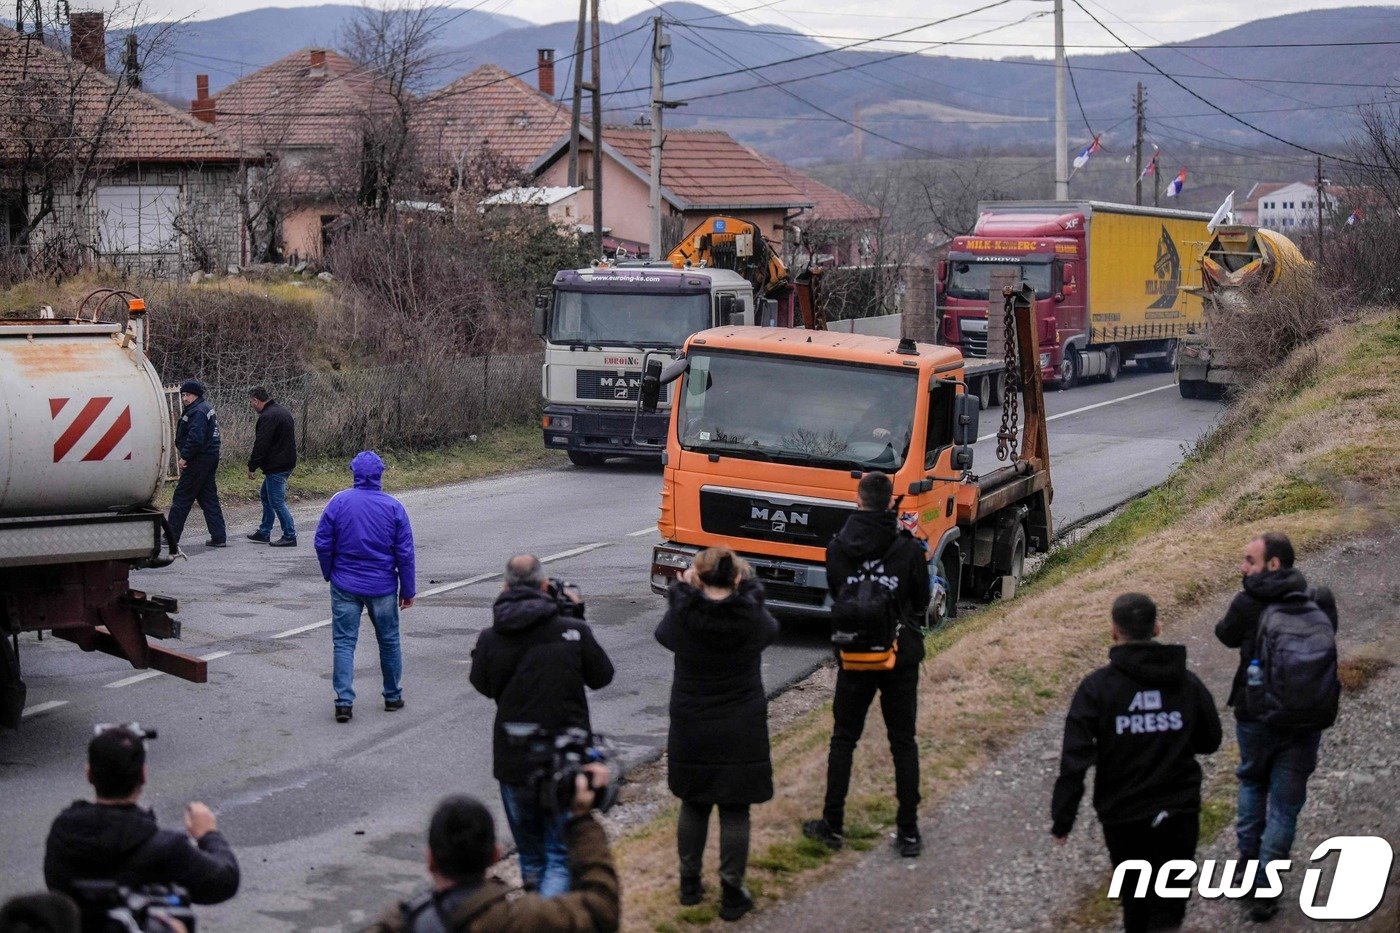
[1247,658,1264,688]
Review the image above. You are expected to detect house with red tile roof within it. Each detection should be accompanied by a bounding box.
[1,22,261,275]
[751,151,879,265]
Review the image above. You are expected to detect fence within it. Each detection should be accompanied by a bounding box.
[186,352,542,459]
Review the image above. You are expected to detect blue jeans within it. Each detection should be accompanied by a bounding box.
[330,584,402,706]
[1235,721,1322,866]
[258,471,296,539]
[500,782,570,897]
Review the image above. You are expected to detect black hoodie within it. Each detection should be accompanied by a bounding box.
[44,801,240,916]
[470,585,615,784]
[825,509,930,668]
[1216,568,1338,720]
[1051,642,1222,836]
[656,578,780,805]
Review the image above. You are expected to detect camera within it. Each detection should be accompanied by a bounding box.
[95,723,158,742]
[546,578,586,620]
[502,724,617,817]
[70,881,195,933]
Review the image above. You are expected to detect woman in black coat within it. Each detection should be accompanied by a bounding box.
[656,546,779,923]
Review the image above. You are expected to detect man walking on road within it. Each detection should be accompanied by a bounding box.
[245,386,298,547]
[314,451,416,724]
[167,379,226,551]
[803,471,930,858]
[1052,593,1222,933]
[1216,531,1339,923]
[470,556,615,897]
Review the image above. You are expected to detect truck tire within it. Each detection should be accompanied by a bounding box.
[1057,350,1079,391]
[977,376,991,410]
[567,451,604,467]
[1000,524,1027,597]
[926,553,953,630]
[1103,345,1121,383]
[987,371,1004,408]
[1146,340,1178,373]
[1179,379,1200,399]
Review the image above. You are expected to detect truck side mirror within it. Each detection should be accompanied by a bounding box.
[639,359,664,413]
[533,293,550,337]
[718,294,737,325]
[952,445,974,472]
[953,392,980,446]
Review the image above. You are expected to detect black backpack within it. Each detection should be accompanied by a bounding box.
[1246,591,1340,730]
[831,537,905,671]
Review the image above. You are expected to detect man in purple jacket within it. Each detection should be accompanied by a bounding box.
[314,451,416,723]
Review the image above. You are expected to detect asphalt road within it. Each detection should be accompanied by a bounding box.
[0,367,1220,930]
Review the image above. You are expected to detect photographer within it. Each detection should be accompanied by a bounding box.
[470,555,614,896]
[44,726,240,931]
[366,765,619,932]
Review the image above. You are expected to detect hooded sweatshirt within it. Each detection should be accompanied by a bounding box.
[1051,642,1222,836]
[1215,568,1337,720]
[469,585,615,784]
[314,451,416,599]
[825,508,930,667]
[44,801,240,911]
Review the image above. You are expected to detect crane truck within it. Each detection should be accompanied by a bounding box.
[1,291,204,729]
[639,283,1053,624]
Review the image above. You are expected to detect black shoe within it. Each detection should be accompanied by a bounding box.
[335,705,352,723]
[802,818,844,851]
[1248,896,1281,923]
[384,698,404,712]
[895,831,922,858]
[246,531,270,542]
[718,883,754,922]
[270,536,298,547]
[679,875,704,907]
[205,538,227,548]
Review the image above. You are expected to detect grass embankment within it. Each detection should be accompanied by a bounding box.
[617,311,1400,932]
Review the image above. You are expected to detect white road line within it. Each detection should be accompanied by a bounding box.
[541,542,611,563]
[627,526,658,537]
[271,618,333,640]
[418,571,502,599]
[21,700,68,718]
[104,650,233,688]
[976,383,1175,442]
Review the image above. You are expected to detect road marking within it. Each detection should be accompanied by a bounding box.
[541,542,611,563]
[418,571,501,599]
[104,650,233,688]
[627,526,658,537]
[271,618,333,640]
[977,383,1175,442]
[21,700,68,718]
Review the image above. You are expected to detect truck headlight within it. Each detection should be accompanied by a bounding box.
[652,548,690,569]
[1039,353,1051,369]
[543,414,572,431]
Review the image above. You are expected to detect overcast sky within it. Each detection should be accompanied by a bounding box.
[133,0,1390,59]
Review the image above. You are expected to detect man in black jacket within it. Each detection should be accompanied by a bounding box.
[804,471,930,858]
[45,726,240,930]
[166,379,226,550]
[1052,593,1222,933]
[469,555,615,897]
[245,386,299,547]
[1215,531,1337,922]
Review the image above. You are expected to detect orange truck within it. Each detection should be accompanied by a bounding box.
[639,286,1053,623]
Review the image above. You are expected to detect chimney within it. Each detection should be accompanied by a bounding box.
[191,74,216,124]
[537,49,555,97]
[69,11,107,74]
[309,48,329,78]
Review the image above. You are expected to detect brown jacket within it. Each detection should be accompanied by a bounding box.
[366,815,619,933]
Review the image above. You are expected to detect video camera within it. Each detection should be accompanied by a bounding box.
[502,724,617,817]
[546,578,586,620]
[70,881,195,933]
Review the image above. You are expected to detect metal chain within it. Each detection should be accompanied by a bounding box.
[996,287,1021,462]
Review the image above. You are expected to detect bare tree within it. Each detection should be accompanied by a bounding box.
[1335,104,1400,302]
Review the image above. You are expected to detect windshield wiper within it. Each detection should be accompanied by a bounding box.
[685,441,772,462]
[772,450,868,470]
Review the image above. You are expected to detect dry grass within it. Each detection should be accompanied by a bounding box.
[1338,655,1397,693]
[612,311,1400,932]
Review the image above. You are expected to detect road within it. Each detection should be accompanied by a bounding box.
[0,369,1219,930]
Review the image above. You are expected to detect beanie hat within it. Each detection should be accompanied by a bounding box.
[180,379,205,397]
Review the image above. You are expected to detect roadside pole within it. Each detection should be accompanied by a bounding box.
[649,16,665,259]
[1054,0,1068,200]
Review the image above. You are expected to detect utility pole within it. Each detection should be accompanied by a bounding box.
[567,0,586,186]
[649,16,666,259]
[1154,161,1161,207]
[1315,156,1325,264]
[1133,83,1145,206]
[589,0,603,256]
[1053,0,1068,200]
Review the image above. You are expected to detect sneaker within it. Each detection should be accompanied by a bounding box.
[384,698,404,712]
[269,536,298,547]
[802,818,844,851]
[718,883,754,922]
[205,538,227,548]
[246,531,270,542]
[895,831,922,858]
[1248,896,1281,923]
[335,705,352,723]
[679,876,704,907]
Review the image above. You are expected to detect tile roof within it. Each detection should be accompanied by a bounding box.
[413,64,572,170]
[0,27,256,164]
[212,48,395,151]
[1240,181,1287,209]
[750,151,879,224]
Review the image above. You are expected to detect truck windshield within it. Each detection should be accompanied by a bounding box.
[947,260,1053,299]
[678,351,918,471]
[551,290,712,348]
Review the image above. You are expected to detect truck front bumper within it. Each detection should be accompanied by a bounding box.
[543,405,668,458]
[651,541,832,619]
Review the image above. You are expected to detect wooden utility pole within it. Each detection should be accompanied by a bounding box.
[567,0,586,186]
[1315,156,1325,264]
[590,0,603,255]
[1133,83,1145,206]
[1154,163,1161,207]
[649,16,666,259]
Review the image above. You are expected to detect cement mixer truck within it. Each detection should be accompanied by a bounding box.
[1,291,203,729]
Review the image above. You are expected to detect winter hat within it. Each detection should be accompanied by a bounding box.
[180,379,205,397]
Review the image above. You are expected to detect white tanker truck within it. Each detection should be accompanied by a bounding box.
[1,291,205,729]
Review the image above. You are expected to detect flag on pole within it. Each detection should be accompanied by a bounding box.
[1138,146,1159,181]
[1165,168,1187,198]
[1346,208,1363,226]
[1207,191,1235,232]
[1073,135,1102,170]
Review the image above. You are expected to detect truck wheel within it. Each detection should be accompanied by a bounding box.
[1179,379,1200,399]
[926,554,953,631]
[1147,340,1178,373]
[567,451,604,467]
[988,372,1003,408]
[1057,351,1079,391]
[977,376,991,411]
[1002,524,1027,597]
[1103,345,1121,383]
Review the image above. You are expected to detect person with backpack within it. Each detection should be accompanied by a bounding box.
[656,546,779,922]
[1215,531,1338,923]
[803,471,930,858]
[1051,594,1222,933]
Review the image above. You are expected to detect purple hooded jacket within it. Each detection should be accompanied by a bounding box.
[314,451,416,599]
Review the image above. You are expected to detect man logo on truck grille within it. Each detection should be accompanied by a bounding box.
[1147,225,1181,309]
[751,506,809,533]
[598,375,640,400]
[48,397,134,463]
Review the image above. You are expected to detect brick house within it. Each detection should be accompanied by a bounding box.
[1,22,260,275]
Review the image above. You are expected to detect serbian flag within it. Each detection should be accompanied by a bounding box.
[1165,168,1187,198]
[1138,146,1159,181]
[1073,135,1102,169]
[1346,208,1363,226]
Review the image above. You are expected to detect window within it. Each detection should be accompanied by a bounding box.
[924,382,956,470]
[96,185,178,254]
